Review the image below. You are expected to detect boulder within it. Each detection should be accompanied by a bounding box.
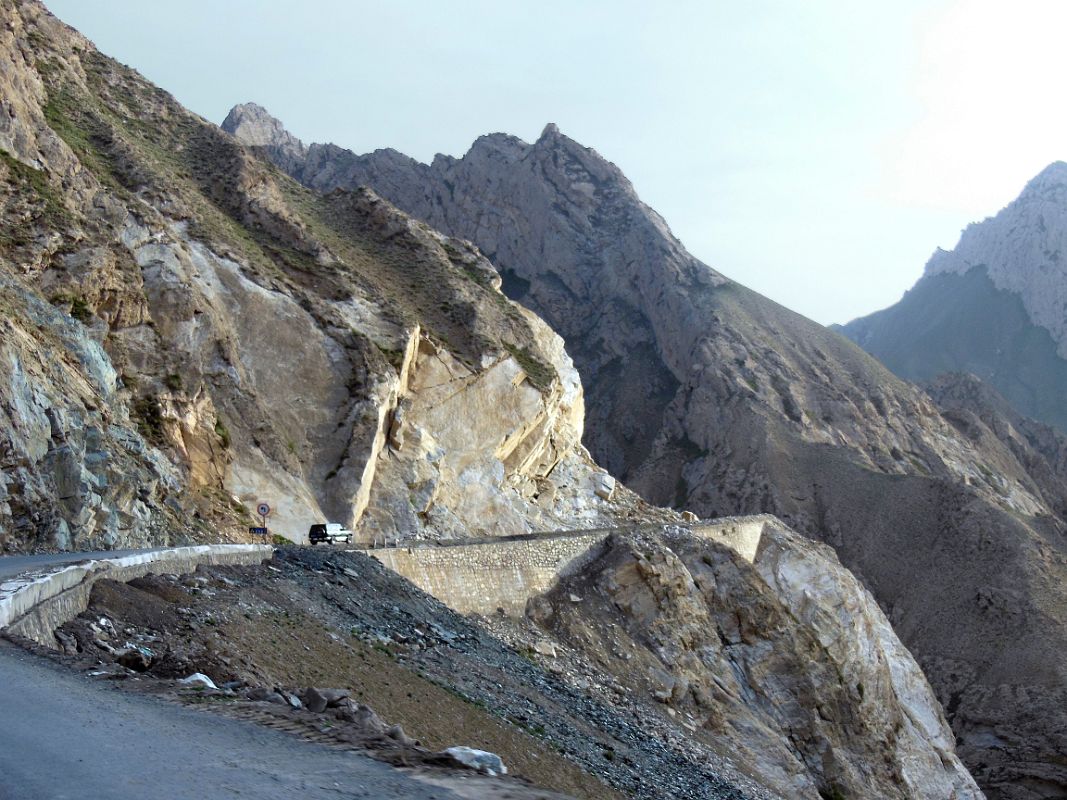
[443,746,507,776]
[116,648,152,672]
[300,687,328,713]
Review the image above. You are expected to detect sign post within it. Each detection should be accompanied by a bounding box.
[249,501,271,542]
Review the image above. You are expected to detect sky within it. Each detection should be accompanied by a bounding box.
[44,1,1067,325]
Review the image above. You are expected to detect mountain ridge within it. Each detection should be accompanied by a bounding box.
[224,101,1067,798]
[842,160,1067,434]
[0,4,994,797]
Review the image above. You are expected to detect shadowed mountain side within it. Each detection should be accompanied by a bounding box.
[838,269,1067,433]
[222,102,1067,797]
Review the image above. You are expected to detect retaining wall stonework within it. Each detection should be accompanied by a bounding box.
[0,545,273,647]
[363,515,777,615]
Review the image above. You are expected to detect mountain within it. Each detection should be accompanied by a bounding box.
[0,3,671,555]
[0,2,990,798]
[224,102,1067,798]
[840,162,1067,433]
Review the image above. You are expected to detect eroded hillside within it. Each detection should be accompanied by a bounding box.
[223,103,1067,798]
[0,0,664,552]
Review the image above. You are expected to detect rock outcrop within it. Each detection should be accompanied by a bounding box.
[224,105,1067,798]
[0,1,647,550]
[0,2,1003,797]
[531,523,983,800]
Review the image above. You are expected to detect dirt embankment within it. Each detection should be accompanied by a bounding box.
[51,547,763,800]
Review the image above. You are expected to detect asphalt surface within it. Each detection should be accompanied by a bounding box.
[0,640,466,800]
[0,549,159,581]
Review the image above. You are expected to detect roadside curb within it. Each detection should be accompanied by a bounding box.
[0,545,274,647]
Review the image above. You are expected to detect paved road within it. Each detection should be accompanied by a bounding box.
[0,641,466,800]
[0,549,160,581]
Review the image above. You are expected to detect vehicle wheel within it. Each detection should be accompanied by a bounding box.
[344,536,351,544]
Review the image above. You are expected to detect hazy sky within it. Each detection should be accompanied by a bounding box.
[45,1,1067,324]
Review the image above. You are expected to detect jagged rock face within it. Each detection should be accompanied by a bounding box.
[0,278,182,550]
[0,0,634,550]
[220,103,307,176]
[840,164,1067,434]
[225,106,1067,797]
[531,524,983,800]
[0,4,991,797]
[926,163,1067,355]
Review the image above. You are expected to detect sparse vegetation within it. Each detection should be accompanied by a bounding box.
[214,418,231,449]
[503,342,556,390]
[131,395,164,445]
[49,293,92,323]
[0,149,73,250]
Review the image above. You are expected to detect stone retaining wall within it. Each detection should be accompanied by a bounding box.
[363,515,776,615]
[0,545,273,647]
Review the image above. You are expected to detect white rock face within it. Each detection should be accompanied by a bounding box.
[536,523,985,800]
[755,528,984,800]
[362,321,666,543]
[925,162,1067,357]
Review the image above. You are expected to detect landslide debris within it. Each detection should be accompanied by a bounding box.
[54,547,769,800]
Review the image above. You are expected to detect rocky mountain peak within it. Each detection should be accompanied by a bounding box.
[239,104,1067,796]
[221,102,305,151]
[1021,159,1067,194]
[538,121,560,140]
[918,161,1067,361]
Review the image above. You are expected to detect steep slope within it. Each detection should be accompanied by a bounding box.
[0,2,656,551]
[224,103,1067,798]
[529,522,982,800]
[840,163,1067,433]
[0,3,1002,796]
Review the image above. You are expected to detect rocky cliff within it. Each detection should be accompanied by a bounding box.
[529,522,982,800]
[223,103,1067,798]
[840,163,1067,434]
[0,1,656,552]
[0,1,1032,795]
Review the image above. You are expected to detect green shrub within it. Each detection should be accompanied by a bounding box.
[214,418,231,449]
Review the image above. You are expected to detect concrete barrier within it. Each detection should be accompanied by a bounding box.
[360,515,778,616]
[0,545,273,647]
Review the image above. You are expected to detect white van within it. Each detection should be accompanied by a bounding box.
[308,523,352,545]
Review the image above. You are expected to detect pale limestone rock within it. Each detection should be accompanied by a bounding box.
[754,526,984,800]
[542,525,984,800]
[227,105,1067,796]
[360,329,650,542]
[533,640,557,658]
[594,474,616,501]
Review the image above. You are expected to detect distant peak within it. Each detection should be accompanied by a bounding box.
[1022,161,1067,194]
[540,122,560,139]
[221,102,306,155]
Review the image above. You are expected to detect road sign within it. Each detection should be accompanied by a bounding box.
[256,502,271,517]
[248,527,269,537]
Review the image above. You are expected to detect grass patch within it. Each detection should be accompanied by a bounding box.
[214,418,231,449]
[49,293,92,323]
[0,149,73,249]
[503,342,556,391]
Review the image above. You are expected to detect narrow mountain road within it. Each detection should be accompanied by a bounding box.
[0,548,159,580]
[0,640,471,800]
